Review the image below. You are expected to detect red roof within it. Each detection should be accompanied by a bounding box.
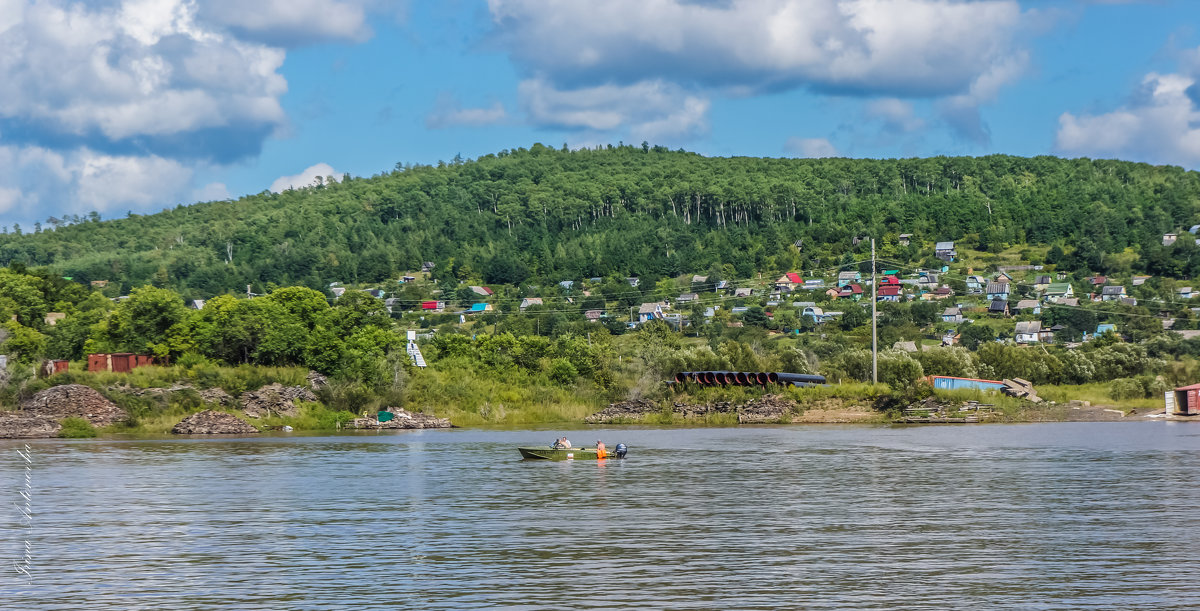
[1176,384,1200,391]
[878,285,902,296]
[848,284,863,294]
[421,301,439,310]
[882,275,900,284]
[785,272,803,283]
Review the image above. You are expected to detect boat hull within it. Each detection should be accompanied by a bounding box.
[518,446,618,460]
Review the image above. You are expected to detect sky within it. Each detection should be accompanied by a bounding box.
[1,0,1200,230]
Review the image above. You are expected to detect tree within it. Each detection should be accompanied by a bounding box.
[959,323,995,350]
[840,305,867,330]
[101,286,190,356]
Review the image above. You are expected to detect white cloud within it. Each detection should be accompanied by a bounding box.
[519,78,710,140]
[198,0,374,46]
[270,163,340,193]
[426,95,509,128]
[0,145,198,223]
[866,98,925,133]
[785,137,839,158]
[0,0,287,158]
[488,0,1026,97]
[1056,70,1200,166]
[192,182,230,202]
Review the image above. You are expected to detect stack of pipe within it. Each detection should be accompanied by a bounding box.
[671,371,826,387]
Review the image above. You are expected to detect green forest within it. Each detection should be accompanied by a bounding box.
[2,144,1198,298]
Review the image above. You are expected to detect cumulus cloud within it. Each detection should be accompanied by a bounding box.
[519,78,710,141]
[785,137,839,158]
[488,0,1025,96]
[1056,69,1200,166]
[866,98,925,133]
[426,95,509,128]
[0,144,197,222]
[270,163,340,193]
[197,0,374,46]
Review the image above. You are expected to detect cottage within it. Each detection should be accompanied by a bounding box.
[837,271,862,287]
[966,275,986,294]
[638,302,668,323]
[330,287,346,298]
[584,309,605,322]
[1178,287,1194,300]
[775,272,804,292]
[364,288,385,299]
[519,297,544,311]
[421,300,445,312]
[988,299,1010,316]
[825,287,841,299]
[468,303,493,313]
[1014,299,1041,315]
[898,233,912,246]
[994,271,1014,284]
[1059,298,1080,307]
[931,287,953,300]
[1094,323,1117,338]
[1132,275,1151,286]
[1089,275,1107,286]
[1033,275,1052,291]
[1056,271,1069,280]
[715,280,730,291]
[877,285,902,302]
[626,277,640,288]
[1100,285,1127,302]
[935,241,957,262]
[803,279,825,289]
[677,293,699,303]
[421,262,436,273]
[188,299,206,310]
[838,284,864,300]
[1164,233,1179,246]
[469,286,494,296]
[691,275,708,284]
[942,307,963,323]
[985,282,1010,301]
[802,306,824,320]
[733,288,754,298]
[1014,320,1042,344]
[1043,282,1074,302]
[881,275,900,285]
[917,274,939,290]
[1119,297,1138,307]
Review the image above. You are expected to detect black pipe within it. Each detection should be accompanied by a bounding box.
[775,373,826,385]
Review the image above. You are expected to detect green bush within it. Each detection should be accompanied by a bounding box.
[59,417,97,438]
[1108,378,1144,401]
[548,358,579,385]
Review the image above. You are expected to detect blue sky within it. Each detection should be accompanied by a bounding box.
[1,0,1199,230]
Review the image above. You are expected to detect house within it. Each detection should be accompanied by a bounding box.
[966,275,986,294]
[330,287,346,298]
[1100,285,1127,302]
[364,288,385,299]
[881,275,900,285]
[1044,282,1074,302]
[188,299,206,310]
[1120,297,1138,307]
[1168,384,1200,416]
[44,312,66,326]
[930,287,954,300]
[988,299,1010,316]
[733,288,754,298]
[1015,299,1041,315]
[985,282,1010,301]
[421,262,436,273]
[626,277,640,288]
[877,285,903,302]
[677,293,699,303]
[1094,323,1118,338]
[803,279,825,290]
[1164,233,1179,246]
[838,284,864,300]
[384,298,403,314]
[90,280,109,288]
[519,297,544,311]
[935,241,957,262]
[638,302,668,322]
[837,271,862,287]
[469,286,494,297]
[825,288,841,299]
[1059,298,1080,307]
[558,280,575,290]
[584,309,605,322]
[802,306,824,320]
[775,272,804,292]
[1056,271,1069,280]
[399,275,416,283]
[691,275,708,284]
[917,274,939,291]
[994,271,1014,284]
[1089,275,1107,286]
[898,233,912,246]
[715,280,730,291]
[1033,275,1052,291]
[1132,275,1151,286]
[1178,287,1195,300]
[420,300,444,312]
[468,303,493,313]
[942,307,963,323]
[1015,320,1043,344]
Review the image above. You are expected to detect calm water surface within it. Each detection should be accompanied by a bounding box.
[3,423,1200,609]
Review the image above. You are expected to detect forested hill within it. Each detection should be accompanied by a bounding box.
[2,144,1198,299]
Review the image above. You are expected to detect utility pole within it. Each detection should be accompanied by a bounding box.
[871,238,878,385]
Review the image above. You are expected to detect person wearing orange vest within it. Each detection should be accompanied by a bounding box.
[596,440,607,459]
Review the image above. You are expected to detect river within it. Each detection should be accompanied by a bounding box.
[3,423,1200,609]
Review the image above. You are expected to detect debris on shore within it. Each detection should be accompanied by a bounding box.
[171,410,260,435]
[350,408,452,429]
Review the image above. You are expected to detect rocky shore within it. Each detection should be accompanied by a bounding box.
[350,408,452,430]
[585,394,844,424]
[0,384,128,438]
[172,410,260,435]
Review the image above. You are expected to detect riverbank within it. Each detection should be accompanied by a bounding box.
[0,366,1178,439]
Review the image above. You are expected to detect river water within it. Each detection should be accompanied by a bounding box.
[3,423,1200,609]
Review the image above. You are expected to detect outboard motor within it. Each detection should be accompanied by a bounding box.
[614,443,628,458]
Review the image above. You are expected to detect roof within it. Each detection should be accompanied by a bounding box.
[988,299,1008,312]
[520,297,543,307]
[985,282,1010,294]
[899,233,912,238]
[1178,286,1194,293]
[734,288,753,297]
[638,302,664,314]
[1090,275,1107,285]
[1096,323,1117,333]
[1100,285,1125,295]
[943,307,961,316]
[935,241,955,250]
[584,309,604,319]
[838,271,860,280]
[678,293,699,301]
[1015,300,1039,310]
[1015,321,1042,334]
[841,284,863,294]
[804,306,824,315]
[934,287,953,295]
[1034,275,1052,284]
[421,301,440,309]
[878,285,902,296]
[470,285,493,296]
[1176,384,1200,391]
[1046,282,1072,293]
[691,275,708,283]
[882,275,900,284]
[470,303,488,312]
[1060,298,1079,307]
[785,272,803,283]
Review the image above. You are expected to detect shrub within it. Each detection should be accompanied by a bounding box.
[1108,378,1144,401]
[548,358,579,386]
[59,417,97,438]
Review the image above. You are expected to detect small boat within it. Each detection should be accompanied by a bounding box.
[518,443,627,460]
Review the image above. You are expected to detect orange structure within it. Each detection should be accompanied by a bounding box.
[86,353,154,373]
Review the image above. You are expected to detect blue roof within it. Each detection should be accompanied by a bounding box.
[1097,324,1117,334]
[470,303,488,311]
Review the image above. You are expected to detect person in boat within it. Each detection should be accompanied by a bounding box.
[596,440,607,459]
[552,436,572,449]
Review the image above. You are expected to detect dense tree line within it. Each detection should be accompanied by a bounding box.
[1,145,1198,300]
